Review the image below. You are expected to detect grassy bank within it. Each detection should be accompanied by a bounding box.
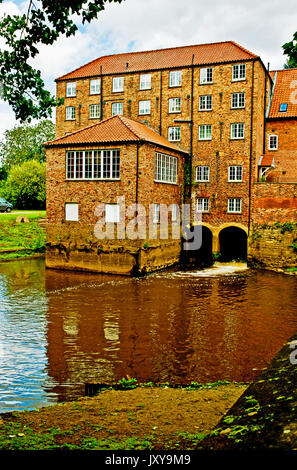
[0,381,247,450]
[0,211,46,261]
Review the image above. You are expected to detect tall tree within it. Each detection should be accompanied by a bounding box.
[0,0,124,122]
[283,32,297,69]
[0,120,55,170]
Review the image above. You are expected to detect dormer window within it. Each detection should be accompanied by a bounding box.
[279,103,288,112]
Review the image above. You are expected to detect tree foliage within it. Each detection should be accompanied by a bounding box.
[0,119,55,170]
[0,160,46,209]
[283,32,297,69]
[0,0,124,121]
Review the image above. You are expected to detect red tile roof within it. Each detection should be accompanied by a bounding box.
[57,41,258,81]
[268,68,297,119]
[44,115,188,154]
[258,155,275,167]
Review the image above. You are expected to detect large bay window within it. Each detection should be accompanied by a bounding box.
[66,149,120,180]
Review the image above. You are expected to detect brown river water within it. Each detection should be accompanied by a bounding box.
[0,258,297,413]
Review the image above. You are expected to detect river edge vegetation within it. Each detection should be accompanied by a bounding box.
[0,380,247,451]
[0,211,46,261]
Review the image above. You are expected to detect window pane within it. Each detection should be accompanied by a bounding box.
[90,79,100,95]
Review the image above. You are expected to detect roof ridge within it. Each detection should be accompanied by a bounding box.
[44,115,121,145]
[116,115,144,140]
[228,40,259,58]
[56,40,258,81]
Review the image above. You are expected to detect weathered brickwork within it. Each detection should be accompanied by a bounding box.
[48,43,297,272]
[46,140,185,274]
[264,119,297,183]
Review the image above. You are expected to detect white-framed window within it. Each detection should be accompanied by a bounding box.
[112,76,124,92]
[169,97,181,113]
[228,198,242,213]
[196,166,210,182]
[198,124,212,140]
[65,106,76,120]
[112,102,123,116]
[139,73,151,90]
[66,149,120,180]
[66,82,76,97]
[228,166,243,182]
[89,103,100,119]
[231,123,245,139]
[139,100,151,115]
[268,135,278,150]
[232,63,246,81]
[90,79,101,95]
[65,203,79,221]
[153,203,160,223]
[168,127,181,142]
[154,152,178,184]
[197,198,209,212]
[231,92,245,109]
[200,67,213,84]
[199,95,212,111]
[105,204,120,223]
[169,70,182,87]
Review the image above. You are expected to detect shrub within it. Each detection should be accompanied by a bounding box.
[0,160,46,209]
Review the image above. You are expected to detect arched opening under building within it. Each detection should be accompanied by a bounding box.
[181,225,213,266]
[219,226,247,261]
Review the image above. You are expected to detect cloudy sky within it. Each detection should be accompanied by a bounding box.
[0,0,297,140]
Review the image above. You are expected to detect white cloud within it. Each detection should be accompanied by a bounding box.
[1,0,297,140]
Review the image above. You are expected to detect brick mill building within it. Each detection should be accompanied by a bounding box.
[45,41,297,274]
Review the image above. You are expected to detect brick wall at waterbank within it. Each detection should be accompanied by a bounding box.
[248,182,297,269]
[46,141,185,275]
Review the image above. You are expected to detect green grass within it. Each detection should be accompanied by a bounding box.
[0,211,46,260]
[0,210,46,221]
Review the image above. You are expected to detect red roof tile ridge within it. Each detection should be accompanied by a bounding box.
[56,40,258,81]
[228,40,259,58]
[116,115,145,140]
[44,115,121,145]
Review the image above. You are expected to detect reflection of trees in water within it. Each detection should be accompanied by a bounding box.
[0,258,45,295]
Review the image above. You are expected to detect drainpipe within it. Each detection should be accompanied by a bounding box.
[189,54,194,220]
[263,62,269,155]
[159,70,163,136]
[248,59,255,235]
[100,65,103,120]
[136,142,140,211]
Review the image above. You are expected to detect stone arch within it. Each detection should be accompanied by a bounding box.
[181,223,214,265]
[218,225,248,261]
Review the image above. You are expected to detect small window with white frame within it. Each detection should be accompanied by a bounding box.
[232,64,246,81]
[168,127,181,142]
[200,67,213,84]
[169,70,182,87]
[89,103,100,119]
[231,123,244,139]
[66,82,76,97]
[268,135,278,150]
[228,166,243,182]
[112,76,124,92]
[66,106,76,120]
[197,197,209,212]
[90,79,100,95]
[199,124,212,140]
[231,92,245,109]
[139,100,151,115]
[154,152,178,184]
[105,204,120,223]
[196,166,210,182]
[112,102,123,116]
[228,198,242,213]
[169,97,181,113]
[65,203,79,221]
[199,95,212,111]
[139,74,151,90]
[153,203,160,223]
